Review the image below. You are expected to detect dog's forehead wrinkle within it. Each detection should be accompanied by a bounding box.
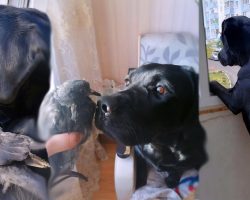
[131,69,159,83]
[130,69,174,89]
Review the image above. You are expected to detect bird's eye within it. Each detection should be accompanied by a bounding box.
[156,85,167,95]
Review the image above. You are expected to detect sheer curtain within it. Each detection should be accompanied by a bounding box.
[47,0,102,90]
[46,0,104,199]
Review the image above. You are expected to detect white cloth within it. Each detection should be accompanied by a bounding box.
[131,168,198,200]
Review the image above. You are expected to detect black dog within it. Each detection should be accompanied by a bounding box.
[0,5,51,200]
[0,5,51,139]
[210,16,250,134]
[95,63,207,188]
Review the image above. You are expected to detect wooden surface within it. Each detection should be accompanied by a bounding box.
[93,139,117,200]
[199,105,228,115]
[92,136,197,200]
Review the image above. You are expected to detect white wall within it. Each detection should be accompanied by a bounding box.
[92,0,198,83]
[198,111,250,200]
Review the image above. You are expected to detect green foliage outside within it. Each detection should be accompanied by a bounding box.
[209,70,231,88]
[206,42,213,59]
[216,40,223,48]
[206,40,222,58]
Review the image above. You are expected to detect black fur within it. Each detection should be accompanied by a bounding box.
[0,6,51,199]
[0,5,51,140]
[210,16,250,134]
[95,63,207,188]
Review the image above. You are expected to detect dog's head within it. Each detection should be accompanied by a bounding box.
[95,64,198,146]
[0,6,51,118]
[219,16,250,66]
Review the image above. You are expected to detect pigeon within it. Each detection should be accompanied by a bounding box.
[37,79,100,185]
[0,129,50,200]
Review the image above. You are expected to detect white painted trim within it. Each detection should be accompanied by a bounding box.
[199,1,224,109]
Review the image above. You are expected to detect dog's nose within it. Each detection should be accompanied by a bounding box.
[98,96,120,116]
[98,97,112,116]
[101,102,111,116]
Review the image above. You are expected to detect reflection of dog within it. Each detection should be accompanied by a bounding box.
[210,16,250,134]
[95,63,207,188]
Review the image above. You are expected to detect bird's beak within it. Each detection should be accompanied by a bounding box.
[90,89,101,96]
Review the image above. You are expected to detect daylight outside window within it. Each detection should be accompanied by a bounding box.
[202,0,249,89]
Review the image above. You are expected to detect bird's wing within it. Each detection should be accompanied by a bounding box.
[0,166,49,200]
[0,130,31,165]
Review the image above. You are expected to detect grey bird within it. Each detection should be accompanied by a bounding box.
[37,79,100,185]
[0,129,50,200]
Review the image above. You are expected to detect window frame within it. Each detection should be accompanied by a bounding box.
[199,1,224,109]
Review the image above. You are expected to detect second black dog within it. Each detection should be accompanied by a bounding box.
[95,63,207,188]
[210,16,250,134]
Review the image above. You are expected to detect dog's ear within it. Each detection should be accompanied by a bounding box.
[223,18,241,48]
[222,17,250,50]
[222,16,250,65]
[181,66,198,85]
[181,66,198,96]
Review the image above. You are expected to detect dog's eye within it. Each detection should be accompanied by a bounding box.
[156,85,167,95]
[125,79,130,86]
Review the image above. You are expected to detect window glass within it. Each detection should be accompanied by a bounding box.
[202,0,244,89]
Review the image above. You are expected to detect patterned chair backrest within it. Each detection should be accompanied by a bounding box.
[139,32,199,73]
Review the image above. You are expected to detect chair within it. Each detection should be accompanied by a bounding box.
[114,32,199,200]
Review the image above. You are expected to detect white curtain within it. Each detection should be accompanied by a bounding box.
[47,0,102,91]
[46,1,105,199]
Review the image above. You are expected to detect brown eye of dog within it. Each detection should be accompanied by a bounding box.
[156,86,167,94]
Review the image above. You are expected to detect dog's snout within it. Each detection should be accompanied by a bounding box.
[101,102,111,116]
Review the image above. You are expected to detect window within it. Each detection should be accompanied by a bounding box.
[201,0,241,108]
[7,0,30,7]
[225,1,234,8]
[0,0,29,7]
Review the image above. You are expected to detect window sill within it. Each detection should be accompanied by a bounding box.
[199,105,228,115]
